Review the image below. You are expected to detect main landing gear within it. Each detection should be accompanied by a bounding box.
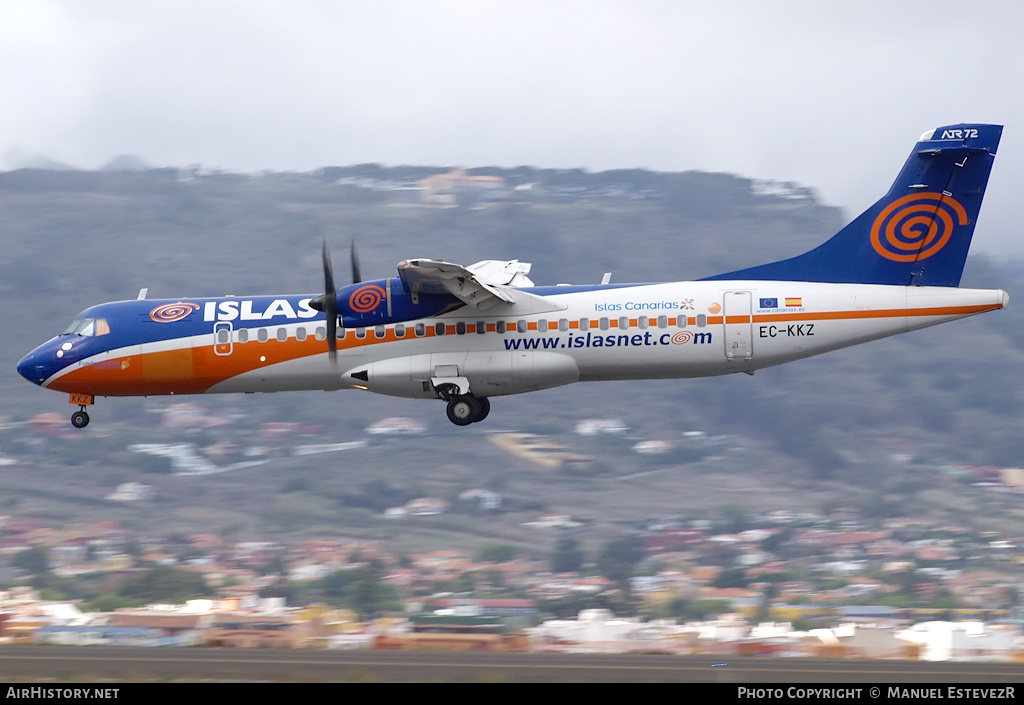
[435,384,490,426]
[445,394,490,426]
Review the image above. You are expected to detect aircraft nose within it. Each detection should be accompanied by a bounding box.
[17,348,52,386]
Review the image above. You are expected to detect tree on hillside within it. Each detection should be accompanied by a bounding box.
[12,546,49,575]
[477,544,518,563]
[551,538,584,574]
[119,565,208,603]
[596,536,644,588]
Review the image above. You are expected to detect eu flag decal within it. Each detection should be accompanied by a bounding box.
[759,298,778,309]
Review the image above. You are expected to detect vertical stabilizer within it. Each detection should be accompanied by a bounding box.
[703,124,1002,286]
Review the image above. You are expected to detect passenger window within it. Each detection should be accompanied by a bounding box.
[315,327,326,341]
[435,322,445,336]
[217,329,230,344]
[415,323,425,337]
[676,315,687,328]
[456,322,466,335]
[476,321,486,334]
[497,321,506,334]
[579,318,590,331]
[356,327,366,339]
[638,316,648,329]
[618,316,629,330]
[517,320,528,333]
[295,327,306,342]
[657,316,668,328]
[258,328,269,343]
[559,319,569,332]
[238,328,249,343]
[599,317,609,331]
[276,328,288,342]
[375,325,386,338]
[697,314,707,327]
[538,319,548,332]
[395,324,406,338]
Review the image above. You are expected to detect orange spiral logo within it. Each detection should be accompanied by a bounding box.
[348,285,385,314]
[671,331,693,345]
[870,193,968,263]
[149,302,199,323]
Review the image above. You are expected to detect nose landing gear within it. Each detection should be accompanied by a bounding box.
[68,393,94,428]
[71,409,90,428]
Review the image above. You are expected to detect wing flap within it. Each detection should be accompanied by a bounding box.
[398,259,534,306]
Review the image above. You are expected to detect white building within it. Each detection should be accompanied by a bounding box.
[528,609,645,650]
[106,482,154,502]
[366,417,426,435]
[575,419,627,436]
[897,621,1020,661]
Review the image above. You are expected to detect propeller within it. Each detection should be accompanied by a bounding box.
[350,239,362,284]
[310,238,340,369]
[311,238,363,370]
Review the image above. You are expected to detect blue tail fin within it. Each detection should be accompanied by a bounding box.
[703,124,1002,287]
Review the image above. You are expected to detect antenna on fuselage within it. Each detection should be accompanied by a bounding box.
[601,273,612,285]
[137,288,148,300]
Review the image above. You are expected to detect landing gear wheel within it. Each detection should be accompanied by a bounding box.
[71,410,90,428]
[475,397,490,422]
[446,395,481,426]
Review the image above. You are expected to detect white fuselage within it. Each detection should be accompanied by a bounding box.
[202,281,1006,399]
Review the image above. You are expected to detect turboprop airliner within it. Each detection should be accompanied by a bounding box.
[17,123,1008,428]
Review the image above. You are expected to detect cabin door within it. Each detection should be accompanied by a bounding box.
[723,291,753,361]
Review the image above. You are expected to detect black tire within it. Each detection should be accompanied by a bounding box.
[71,411,90,429]
[475,397,490,422]
[446,395,480,426]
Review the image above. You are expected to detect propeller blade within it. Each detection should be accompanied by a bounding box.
[350,240,362,284]
[310,238,339,369]
[323,238,336,295]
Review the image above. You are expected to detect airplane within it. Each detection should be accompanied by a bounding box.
[17,123,1008,429]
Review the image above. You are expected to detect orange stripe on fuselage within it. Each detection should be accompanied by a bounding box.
[752,303,1000,323]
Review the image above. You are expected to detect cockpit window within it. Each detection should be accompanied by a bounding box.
[60,318,110,337]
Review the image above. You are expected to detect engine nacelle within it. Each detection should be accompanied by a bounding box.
[344,351,580,399]
[337,278,461,328]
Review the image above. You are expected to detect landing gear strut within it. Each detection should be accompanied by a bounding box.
[71,409,90,428]
[445,394,490,426]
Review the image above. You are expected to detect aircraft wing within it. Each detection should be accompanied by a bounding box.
[397,258,535,306]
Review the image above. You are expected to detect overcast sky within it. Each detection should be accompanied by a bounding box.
[3,0,1023,255]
